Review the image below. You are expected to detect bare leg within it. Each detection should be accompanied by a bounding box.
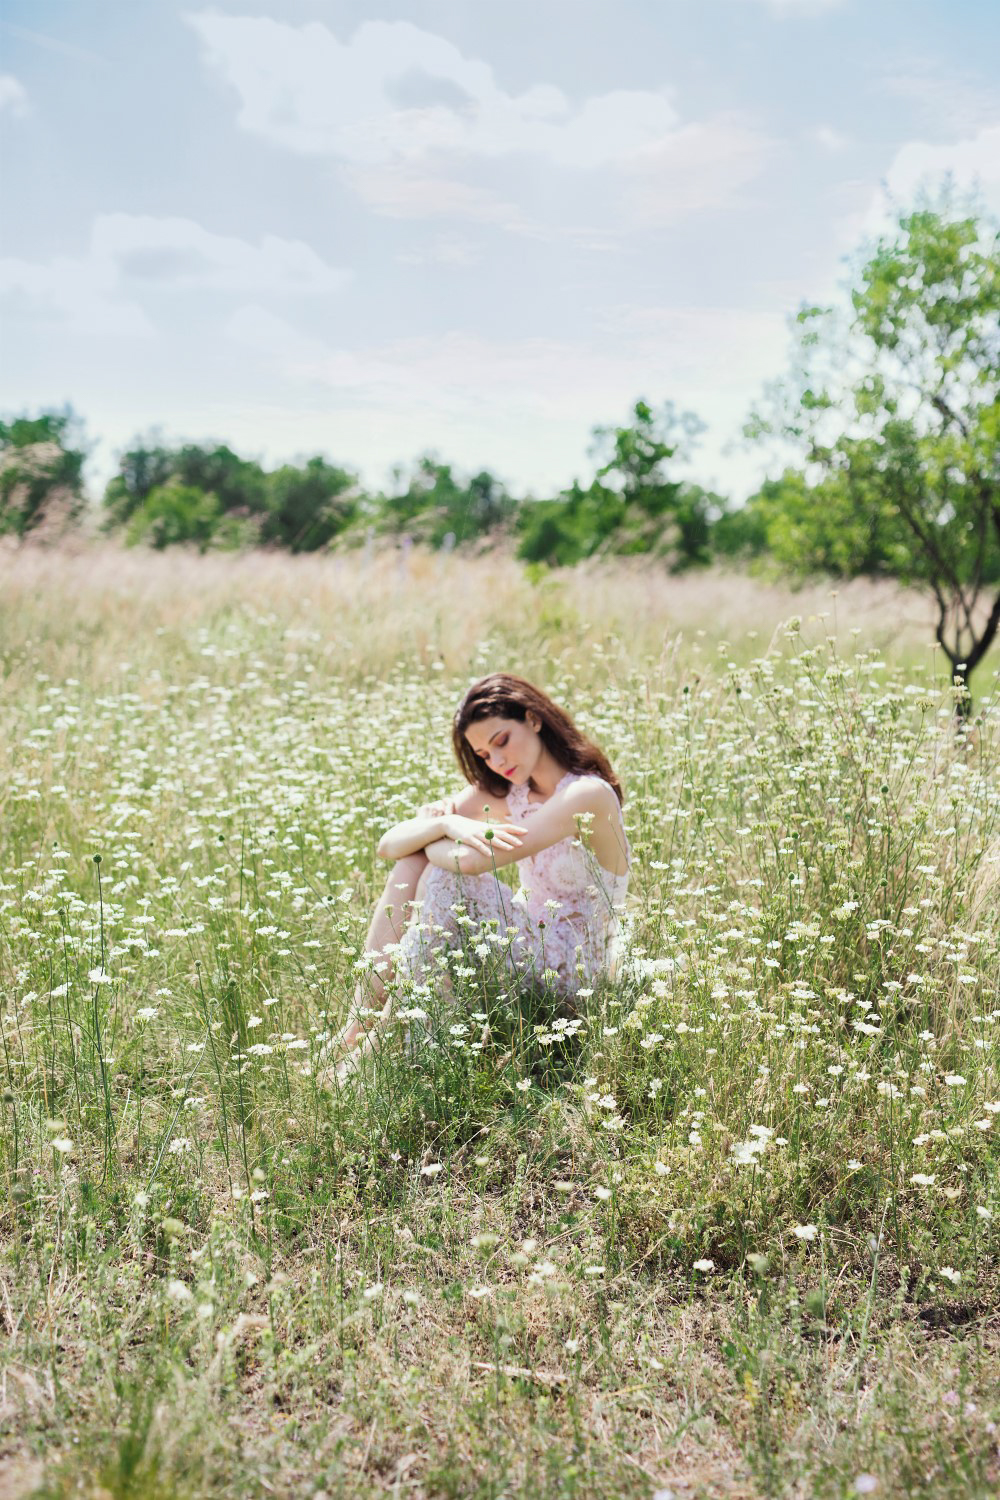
[322,852,428,1065]
[328,860,450,1084]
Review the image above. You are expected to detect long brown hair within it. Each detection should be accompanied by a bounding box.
[452,673,624,805]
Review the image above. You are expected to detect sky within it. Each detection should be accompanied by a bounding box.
[1,0,998,504]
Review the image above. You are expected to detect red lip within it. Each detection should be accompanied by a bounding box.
[502,767,516,778]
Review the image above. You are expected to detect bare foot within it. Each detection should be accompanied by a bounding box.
[335,1049,365,1087]
[316,1059,350,1091]
[318,1018,362,1064]
[316,1038,371,1091]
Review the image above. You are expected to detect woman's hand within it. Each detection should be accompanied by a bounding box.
[438,813,526,858]
[417,795,458,819]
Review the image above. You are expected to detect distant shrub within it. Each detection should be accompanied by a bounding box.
[261,458,360,551]
[106,442,363,552]
[104,441,268,532]
[125,482,222,551]
[710,496,772,562]
[517,401,718,570]
[0,409,87,539]
[373,457,518,548]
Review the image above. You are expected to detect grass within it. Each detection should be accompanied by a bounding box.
[0,542,997,1499]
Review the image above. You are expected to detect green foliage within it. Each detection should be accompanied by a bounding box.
[104,441,268,532]
[260,457,359,552]
[106,441,362,552]
[376,456,518,547]
[0,406,87,538]
[125,482,222,551]
[747,187,1000,687]
[517,478,626,566]
[710,493,772,561]
[518,399,714,569]
[731,469,909,575]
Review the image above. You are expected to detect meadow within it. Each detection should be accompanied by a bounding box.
[0,543,998,1500]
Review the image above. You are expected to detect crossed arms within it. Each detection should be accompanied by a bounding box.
[376,776,625,878]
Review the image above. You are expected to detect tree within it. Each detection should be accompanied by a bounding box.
[459,468,519,543]
[0,407,87,539]
[722,469,900,575]
[377,457,517,547]
[125,482,222,551]
[261,457,359,551]
[747,188,1000,699]
[104,440,268,531]
[517,478,627,566]
[710,488,772,563]
[517,399,712,568]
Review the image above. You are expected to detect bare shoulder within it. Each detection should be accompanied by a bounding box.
[561,774,620,816]
[451,782,510,820]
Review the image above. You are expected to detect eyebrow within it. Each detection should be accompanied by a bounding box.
[473,729,505,754]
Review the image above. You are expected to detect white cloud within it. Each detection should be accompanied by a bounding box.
[340,163,536,234]
[622,115,776,226]
[226,303,784,407]
[812,125,850,153]
[395,235,481,267]
[0,74,29,117]
[843,122,1000,246]
[0,244,153,338]
[186,13,773,234]
[883,123,1000,214]
[93,214,349,295]
[0,214,348,334]
[186,14,680,169]
[880,61,1000,138]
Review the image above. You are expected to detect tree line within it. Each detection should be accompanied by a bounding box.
[0,401,727,564]
[3,192,998,692]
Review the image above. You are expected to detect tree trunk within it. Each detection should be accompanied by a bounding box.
[938,586,1000,720]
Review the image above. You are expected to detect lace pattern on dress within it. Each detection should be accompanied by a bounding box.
[394,772,630,995]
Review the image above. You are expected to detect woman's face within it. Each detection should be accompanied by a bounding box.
[465,713,542,785]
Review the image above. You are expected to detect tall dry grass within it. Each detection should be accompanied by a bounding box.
[0,538,947,689]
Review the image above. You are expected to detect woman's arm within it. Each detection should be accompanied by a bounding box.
[376,783,519,861]
[424,777,624,877]
[376,810,449,861]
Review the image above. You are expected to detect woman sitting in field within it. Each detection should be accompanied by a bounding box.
[319,673,630,1086]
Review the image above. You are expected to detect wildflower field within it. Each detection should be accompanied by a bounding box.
[1,545,998,1500]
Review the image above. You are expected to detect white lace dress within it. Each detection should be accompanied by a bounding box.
[392,771,630,995]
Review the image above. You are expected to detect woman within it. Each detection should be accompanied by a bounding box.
[320,673,630,1086]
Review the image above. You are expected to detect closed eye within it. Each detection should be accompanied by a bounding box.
[476,735,508,759]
